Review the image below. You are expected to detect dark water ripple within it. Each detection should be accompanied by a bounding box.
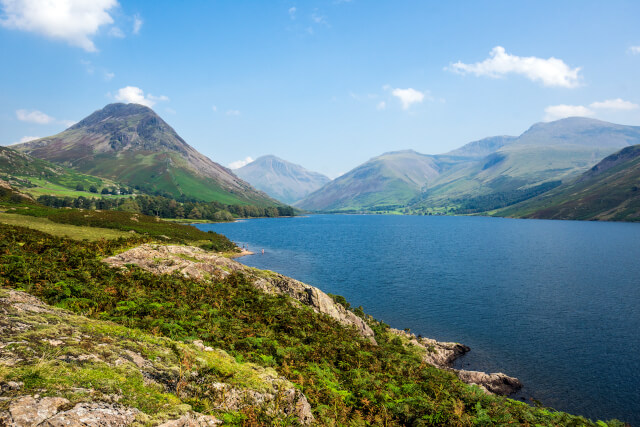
[197,215,640,425]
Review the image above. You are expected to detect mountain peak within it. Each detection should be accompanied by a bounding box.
[12,103,276,205]
[235,155,330,204]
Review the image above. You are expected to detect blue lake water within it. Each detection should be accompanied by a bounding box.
[197,215,640,424]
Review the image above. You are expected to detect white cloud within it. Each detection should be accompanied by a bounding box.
[311,9,328,26]
[132,14,142,34]
[449,46,582,88]
[60,119,76,127]
[114,86,168,108]
[589,98,638,111]
[16,109,54,124]
[104,71,114,80]
[0,0,119,52]
[544,104,594,121]
[212,105,217,112]
[228,156,254,169]
[391,88,425,110]
[629,46,640,55]
[226,110,240,116]
[13,135,40,144]
[107,26,124,38]
[376,101,386,110]
[288,7,296,20]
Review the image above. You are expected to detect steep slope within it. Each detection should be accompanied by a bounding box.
[296,150,440,211]
[13,103,276,205]
[497,144,640,221]
[411,117,640,213]
[234,155,330,204]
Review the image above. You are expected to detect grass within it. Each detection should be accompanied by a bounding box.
[0,211,130,240]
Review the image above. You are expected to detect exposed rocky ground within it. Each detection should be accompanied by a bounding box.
[0,289,313,426]
[103,244,376,343]
[388,328,522,395]
[104,244,522,396]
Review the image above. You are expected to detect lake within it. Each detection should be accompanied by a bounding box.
[197,214,640,424]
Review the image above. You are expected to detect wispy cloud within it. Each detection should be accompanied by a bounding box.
[226,110,240,116]
[628,46,640,55]
[132,14,143,34]
[11,135,41,145]
[108,26,124,38]
[448,46,582,88]
[229,156,254,169]
[288,7,296,20]
[544,98,638,121]
[311,10,328,26]
[376,101,386,110]
[544,104,594,121]
[114,86,169,108]
[15,109,74,127]
[16,109,54,124]
[0,0,119,52]
[590,98,639,110]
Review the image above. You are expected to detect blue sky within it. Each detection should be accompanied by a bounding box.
[1,0,639,178]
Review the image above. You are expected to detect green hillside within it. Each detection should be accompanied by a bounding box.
[13,103,277,206]
[496,144,640,221]
[0,145,126,199]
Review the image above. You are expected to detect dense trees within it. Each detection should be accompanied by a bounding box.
[36,193,295,221]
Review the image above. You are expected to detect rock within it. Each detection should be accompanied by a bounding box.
[388,328,470,368]
[206,382,314,425]
[454,370,523,395]
[104,244,376,343]
[158,412,222,426]
[44,402,139,426]
[6,396,70,426]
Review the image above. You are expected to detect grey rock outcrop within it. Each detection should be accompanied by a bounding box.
[388,328,522,395]
[104,244,376,343]
[455,370,523,395]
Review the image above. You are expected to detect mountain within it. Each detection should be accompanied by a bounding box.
[298,118,640,213]
[497,144,640,221]
[295,150,440,211]
[442,135,517,159]
[13,103,276,205]
[413,117,640,213]
[234,155,330,204]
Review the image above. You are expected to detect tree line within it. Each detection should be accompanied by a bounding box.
[36,194,295,221]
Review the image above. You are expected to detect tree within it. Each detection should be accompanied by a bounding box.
[75,184,84,191]
[89,185,98,193]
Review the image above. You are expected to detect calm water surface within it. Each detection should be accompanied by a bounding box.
[197,215,640,424]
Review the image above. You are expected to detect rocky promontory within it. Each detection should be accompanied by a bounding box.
[104,244,522,396]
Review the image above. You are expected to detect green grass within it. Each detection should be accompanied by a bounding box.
[0,211,130,240]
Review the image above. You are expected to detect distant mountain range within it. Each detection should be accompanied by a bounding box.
[234,155,330,204]
[296,117,640,214]
[295,150,439,211]
[497,144,640,221]
[13,103,276,206]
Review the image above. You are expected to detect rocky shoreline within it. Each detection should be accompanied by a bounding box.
[104,244,523,396]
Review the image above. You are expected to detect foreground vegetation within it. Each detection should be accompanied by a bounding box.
[0,220,625,426]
